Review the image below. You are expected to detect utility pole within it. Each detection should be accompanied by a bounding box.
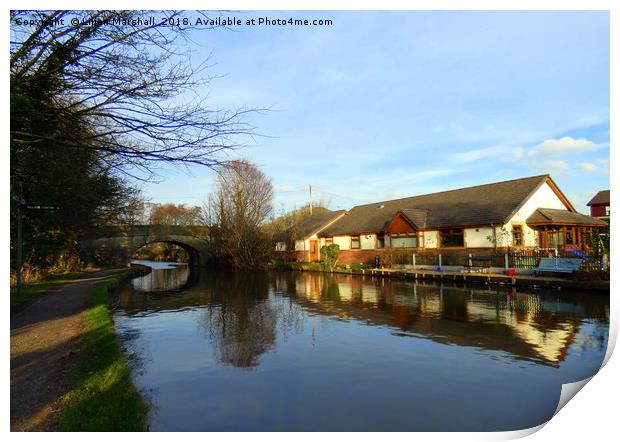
[16,200,23,297]
[309,184,313,215]
[11,195,26,297]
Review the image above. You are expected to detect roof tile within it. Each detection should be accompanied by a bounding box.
[320,175,550,236]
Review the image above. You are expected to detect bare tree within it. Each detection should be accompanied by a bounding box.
[10,10,259,181]
[206,159,273,268]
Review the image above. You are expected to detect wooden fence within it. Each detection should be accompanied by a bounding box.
[382,247,606,271]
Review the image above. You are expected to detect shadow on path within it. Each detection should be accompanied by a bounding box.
[10,268,125,431]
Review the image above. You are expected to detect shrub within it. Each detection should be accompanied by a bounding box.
[320,244,340,271]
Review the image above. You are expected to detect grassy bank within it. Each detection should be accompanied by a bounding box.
[10,269,105,309]
[55,271,148,431]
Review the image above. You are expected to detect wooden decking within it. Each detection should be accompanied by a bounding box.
[317,267,609,292]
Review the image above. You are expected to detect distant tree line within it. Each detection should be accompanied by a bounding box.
[148,203,202,226]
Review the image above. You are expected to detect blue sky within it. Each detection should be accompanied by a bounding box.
[139,11,610,214]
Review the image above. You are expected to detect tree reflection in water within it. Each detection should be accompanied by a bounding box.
[198,272,276,369]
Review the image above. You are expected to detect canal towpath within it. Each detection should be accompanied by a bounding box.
[10,268,126,431]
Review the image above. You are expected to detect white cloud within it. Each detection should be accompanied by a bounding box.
[538,160,569,173]
[578,161,610,175]
[532,136,598,156]
[508,136,603,175]
[347,168,454,188]
[449,145,507,163]
[578,162,599,173]
[512,146,526,160]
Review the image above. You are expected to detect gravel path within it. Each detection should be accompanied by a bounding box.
[10,269,125,431]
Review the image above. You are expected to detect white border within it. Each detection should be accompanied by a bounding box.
[4,1,616,440]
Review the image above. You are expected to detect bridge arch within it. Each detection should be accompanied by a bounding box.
[132,239,201,266]
[81,225,211,267]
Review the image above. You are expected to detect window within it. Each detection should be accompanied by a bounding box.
[351,236,360,249]
[512,225,523,247]
[376,234,385,249]
[390,234,417,248]
[605,206,610,216]
[275,242,286,251]
[439,229,464,247]
[547,229,564,248]
[566,228,574,245]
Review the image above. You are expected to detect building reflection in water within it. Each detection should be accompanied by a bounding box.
[274,272,608,367]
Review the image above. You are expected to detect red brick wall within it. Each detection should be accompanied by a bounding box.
[277,247,510,266]
[590,205,607,217]
[336,247,510,266]
[337,249,382,265]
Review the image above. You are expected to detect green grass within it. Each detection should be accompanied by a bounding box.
[349,263,371,270]
[55,272,148,431]
[292,262,324,270]
[10,269,103,308]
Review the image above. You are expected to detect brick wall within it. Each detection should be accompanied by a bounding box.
[337,247,510,266]
[590,205,608,217]
[337,249,382,265]
[276,247,511,266]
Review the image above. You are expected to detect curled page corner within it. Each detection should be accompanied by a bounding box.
[493,422,547,441]
[554,375,594,417]
[494,376,596,441]
[603,320,617,367]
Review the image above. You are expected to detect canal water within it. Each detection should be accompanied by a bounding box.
[113,262,609,431]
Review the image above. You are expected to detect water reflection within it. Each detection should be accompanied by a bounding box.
[282,275,604,367]
[131,261,191,293]
[113,265,609,431]
[198,273,276,368]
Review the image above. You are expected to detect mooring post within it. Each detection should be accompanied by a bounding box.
[412,253,416,270]
[504,253,509,269]
[438,253,442,268]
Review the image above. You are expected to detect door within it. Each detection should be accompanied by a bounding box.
[309,239,319,262]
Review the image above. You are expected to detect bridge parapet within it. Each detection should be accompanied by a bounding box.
[84,224,210,240]
[81,224,212,267]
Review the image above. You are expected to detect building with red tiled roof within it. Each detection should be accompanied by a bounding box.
[586,190,610,221]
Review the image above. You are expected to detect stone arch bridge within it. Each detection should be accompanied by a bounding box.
[81,225,211,267]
